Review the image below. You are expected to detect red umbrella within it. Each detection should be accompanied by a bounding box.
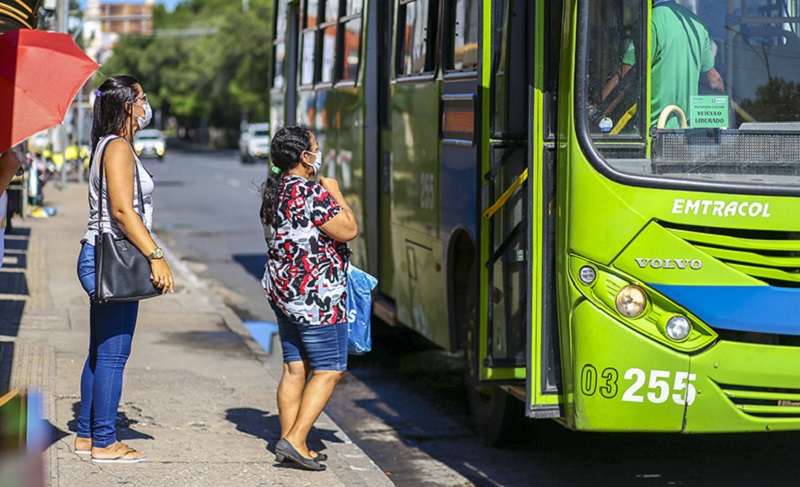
[0,29,99,152]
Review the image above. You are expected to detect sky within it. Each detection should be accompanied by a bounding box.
[77,0,184,12]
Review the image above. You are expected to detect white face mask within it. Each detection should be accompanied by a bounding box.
[135,102,153,130]
[306,150,322,175]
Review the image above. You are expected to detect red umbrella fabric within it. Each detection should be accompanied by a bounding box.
[0,29,99,152]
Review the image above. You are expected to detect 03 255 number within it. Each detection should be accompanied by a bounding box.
[581,365,697,406]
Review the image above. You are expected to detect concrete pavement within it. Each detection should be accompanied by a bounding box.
[0,180,393,487]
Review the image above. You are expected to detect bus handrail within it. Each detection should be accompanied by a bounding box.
[483,169,528,220]
[657,105,688,129]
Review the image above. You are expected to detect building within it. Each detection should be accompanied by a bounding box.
[82,0,155,64]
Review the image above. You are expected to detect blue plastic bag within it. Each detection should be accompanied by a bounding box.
[346,265,378,355]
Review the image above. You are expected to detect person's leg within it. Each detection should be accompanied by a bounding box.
[283,369,344,458]
[90,300,139,448]
[283,321,348,459]
[275,309,311,439]
[76,243,96,445]
[278,360,312,438]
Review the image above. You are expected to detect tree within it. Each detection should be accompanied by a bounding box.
[99,0,273,146]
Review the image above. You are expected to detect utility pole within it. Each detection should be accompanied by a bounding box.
[242,0,249,12]
[58,0,69,188]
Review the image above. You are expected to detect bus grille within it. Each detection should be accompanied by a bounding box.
[719,383,800,418]
[661,222,800,288]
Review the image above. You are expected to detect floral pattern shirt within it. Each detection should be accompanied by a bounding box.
[263,175,348,325]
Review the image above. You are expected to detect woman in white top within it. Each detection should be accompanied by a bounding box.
[75,75,174,463]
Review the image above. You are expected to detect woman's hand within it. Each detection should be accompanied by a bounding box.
[318,177,358,242]
[150,259,174,294]
[319,177,342,198]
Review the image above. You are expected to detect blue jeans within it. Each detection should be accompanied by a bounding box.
[76,242,140,447]
[274,305,348,371]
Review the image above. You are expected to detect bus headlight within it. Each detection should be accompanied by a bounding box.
[666,315,691,341]
[578,266,596,285]
[615,285,647,318]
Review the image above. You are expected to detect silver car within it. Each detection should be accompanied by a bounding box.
[239,123,270,164]
[134,129,166,161]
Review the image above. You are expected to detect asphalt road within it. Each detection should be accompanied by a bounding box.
[143,147,800,487]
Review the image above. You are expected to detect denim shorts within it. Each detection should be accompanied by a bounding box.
[274,306,347,371]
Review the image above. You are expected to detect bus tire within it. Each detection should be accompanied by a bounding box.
[468,382,526,447]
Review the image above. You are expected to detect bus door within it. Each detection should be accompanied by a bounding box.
[479,0,562,419]
[476,0,530,389]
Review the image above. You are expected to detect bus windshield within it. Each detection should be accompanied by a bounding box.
[584,0,800,189]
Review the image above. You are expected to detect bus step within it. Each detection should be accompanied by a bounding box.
[372,296,397,327]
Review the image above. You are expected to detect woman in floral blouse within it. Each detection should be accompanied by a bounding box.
[260,126,357,471]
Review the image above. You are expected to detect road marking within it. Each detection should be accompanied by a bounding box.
[227,178,241,188]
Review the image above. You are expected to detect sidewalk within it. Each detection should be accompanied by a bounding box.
[0,181,393,487]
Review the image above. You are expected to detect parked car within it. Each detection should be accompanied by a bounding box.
[133,129,166,161]
[239,123,270,164]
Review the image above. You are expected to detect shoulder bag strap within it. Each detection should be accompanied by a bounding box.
[95,137,146,235]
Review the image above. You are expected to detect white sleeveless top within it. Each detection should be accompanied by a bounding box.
[82,135,154,244]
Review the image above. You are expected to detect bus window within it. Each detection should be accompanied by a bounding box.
[446,0,479,71]
[581,0,800,189]
[544,0,563,140]
[491,0,527,137]
[301,30,317,85]
[306,0,319,28]
[397,0,434,76]
[324,0,339,23]
[274,42,286,89]
[300,0,321,86]
[585,0,643,139]
[272,0,289,90]
[344,0,362,16]
[321,25,337,83]
[341,17,362,81]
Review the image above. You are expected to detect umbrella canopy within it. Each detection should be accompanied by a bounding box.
[0,28,99,152]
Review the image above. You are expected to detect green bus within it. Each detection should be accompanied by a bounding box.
[269,0,800,444]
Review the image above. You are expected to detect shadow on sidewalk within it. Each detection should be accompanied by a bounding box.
[66,401,154,442]
[232,254,266,282]
[0,227,31,338]
[225,407,342,457]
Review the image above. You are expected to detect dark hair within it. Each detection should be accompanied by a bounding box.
[259,126,312,227]
[90,75,140,155]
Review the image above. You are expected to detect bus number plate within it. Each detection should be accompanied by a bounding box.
[580,364,697,406]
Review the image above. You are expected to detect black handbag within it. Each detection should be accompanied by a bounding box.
[93,140,160,303]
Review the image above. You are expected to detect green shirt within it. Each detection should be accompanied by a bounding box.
[623,2,715,128]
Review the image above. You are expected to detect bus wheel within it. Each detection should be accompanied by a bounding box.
[464,326,526,446]
[468,382,525,447]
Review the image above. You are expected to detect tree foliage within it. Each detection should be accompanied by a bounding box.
[99,0,273,145]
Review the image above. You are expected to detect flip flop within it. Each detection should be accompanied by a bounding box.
[74,438,91,455]
[91,447,147,464]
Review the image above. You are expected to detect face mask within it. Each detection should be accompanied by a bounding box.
[306,150,322,175]
[135,102,153,130]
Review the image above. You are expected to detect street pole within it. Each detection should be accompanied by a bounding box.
[58,0,69,188]
[77,87,84,181]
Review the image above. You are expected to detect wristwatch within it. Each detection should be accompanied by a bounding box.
[148,247,164,261]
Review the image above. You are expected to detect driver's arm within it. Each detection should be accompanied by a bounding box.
[602,63,633,101]
[701,67,724,93]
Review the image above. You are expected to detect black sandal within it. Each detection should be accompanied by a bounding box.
[275,438,326,471]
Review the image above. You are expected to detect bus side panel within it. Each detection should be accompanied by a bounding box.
[327,87,368,269]
[390,80,449,347]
